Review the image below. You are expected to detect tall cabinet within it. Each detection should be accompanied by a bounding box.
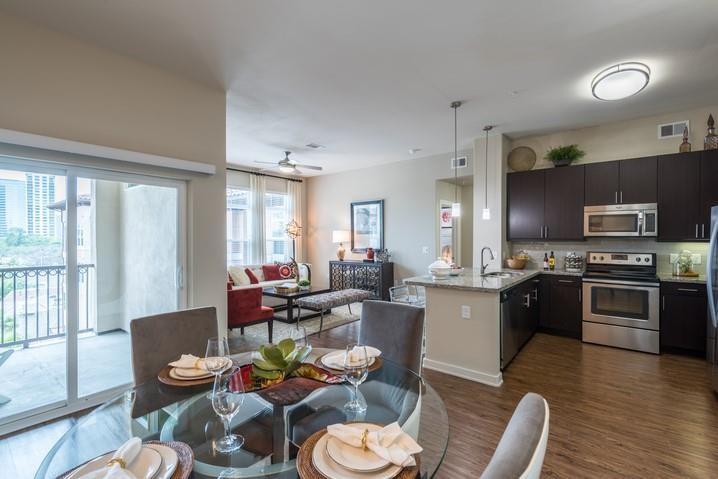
[329,261,394,300]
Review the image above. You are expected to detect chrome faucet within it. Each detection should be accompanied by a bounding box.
[481,246,495,275]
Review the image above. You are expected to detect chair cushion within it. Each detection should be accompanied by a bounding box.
[228,266,251,286]
[245,268,260,284]
[297,289,372,310]
[262,264,282,281]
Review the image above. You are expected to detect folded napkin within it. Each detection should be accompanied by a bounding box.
[168,354,205,370]
[323,346,381,369]
[79,437,141,479]
[326,422,422,468]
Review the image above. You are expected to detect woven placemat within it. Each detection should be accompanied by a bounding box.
[57,440,193,479]
[296,428,419,479]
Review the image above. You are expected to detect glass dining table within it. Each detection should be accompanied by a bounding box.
[35,348,449,478]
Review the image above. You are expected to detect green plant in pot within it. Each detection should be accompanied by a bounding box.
[545,144,585,167]
[297,278,311,290]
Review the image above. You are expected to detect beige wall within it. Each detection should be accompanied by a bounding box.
[0,12,228,327]
[306,150,473,287]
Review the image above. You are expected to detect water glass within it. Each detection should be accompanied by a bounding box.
[211,374,245,453]
[343,343,369,413]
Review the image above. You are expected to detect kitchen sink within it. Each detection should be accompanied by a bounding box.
[481,271,525,279]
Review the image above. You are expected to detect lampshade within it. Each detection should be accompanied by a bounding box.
[332,230,351,243]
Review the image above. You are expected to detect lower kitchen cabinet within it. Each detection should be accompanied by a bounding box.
[539,275,582,338]
[660,282,707,355]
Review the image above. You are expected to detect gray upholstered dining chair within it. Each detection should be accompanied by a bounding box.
[480,392,550,479]
[129,306,218,386]
[358,300,425,373]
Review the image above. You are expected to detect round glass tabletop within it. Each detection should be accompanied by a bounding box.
[35,349,448,479]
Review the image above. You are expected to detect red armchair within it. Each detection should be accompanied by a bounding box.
[227,283,274,342]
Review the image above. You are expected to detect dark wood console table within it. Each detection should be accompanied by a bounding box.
[329,261,394,300]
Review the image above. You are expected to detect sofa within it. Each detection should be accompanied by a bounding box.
[228,263,311,309]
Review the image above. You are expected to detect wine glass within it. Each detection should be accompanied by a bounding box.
[343,343,369,413]
[205,337,231,398]
[289,325,308,348]
[212,373,245,453]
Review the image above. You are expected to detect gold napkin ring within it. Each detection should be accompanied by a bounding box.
[194,359,202,369]
[107,458,126,469]
[360,429,369,451]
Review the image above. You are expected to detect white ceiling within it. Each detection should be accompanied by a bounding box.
[3,0,718,176]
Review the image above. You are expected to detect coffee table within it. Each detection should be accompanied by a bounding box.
[262,286,331,324]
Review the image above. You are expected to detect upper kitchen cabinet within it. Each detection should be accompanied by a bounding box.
[585,157,656,206]
[507,167,585,241]
[544,166,585,240]
[507,169,545,240]
[700,149,718,239]
[658,151,701,241]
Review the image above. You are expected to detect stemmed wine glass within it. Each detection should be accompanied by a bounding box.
[343,343,369,413]
[289,325,309,348]
[212,373,245,453]
[205,337,232,398]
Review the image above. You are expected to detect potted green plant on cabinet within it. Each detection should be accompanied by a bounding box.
[545,144,585,167]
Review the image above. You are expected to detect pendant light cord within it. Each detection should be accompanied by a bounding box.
[483,125,493,210]
[452,102,460,204]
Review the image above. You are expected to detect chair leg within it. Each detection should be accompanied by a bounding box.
[296,306,302,330]
[319,311,324,337]
[240,327,244,335]
[267,320,273,343]
[347,303,352,316]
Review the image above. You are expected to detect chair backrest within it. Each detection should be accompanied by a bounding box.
[358,300,425,373]
[480,392,550,479]
[129,306,218,386]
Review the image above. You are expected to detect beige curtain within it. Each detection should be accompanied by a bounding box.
[249,174,266,264]
[287,179,304,262]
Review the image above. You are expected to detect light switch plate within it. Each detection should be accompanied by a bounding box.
[691,254,702,264]
[461,305,471,319]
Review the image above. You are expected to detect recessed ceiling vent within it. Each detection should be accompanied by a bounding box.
[305,143,325,149]
[658,121,689,139]
[451,156,468,169]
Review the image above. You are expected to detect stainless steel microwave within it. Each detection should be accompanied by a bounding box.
[583,203,658,237]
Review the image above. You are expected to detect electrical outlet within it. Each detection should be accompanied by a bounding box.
[691,254,702,265]
[422,246,429,254]
[669,254,678,264]
[461,305,471,319]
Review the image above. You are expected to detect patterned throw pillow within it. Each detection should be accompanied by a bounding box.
[278,262,298,279]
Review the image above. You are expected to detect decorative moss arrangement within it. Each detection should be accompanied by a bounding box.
[545,144,585,167]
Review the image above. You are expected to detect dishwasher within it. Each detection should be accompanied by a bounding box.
[501,279,540,369]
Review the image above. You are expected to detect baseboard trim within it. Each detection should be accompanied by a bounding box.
[423,358,503,387]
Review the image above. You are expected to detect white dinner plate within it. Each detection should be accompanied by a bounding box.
[169,368,214,380]
[170,367,214,379]
[312,431,402,479]
[321,349,380,370]
[325,423,391,472]
[67,446,162,479]
[145,444,179,479]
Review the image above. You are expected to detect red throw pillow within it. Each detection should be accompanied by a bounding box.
[278,263,297,279]
[262,264,282,281]
[245,268,259,284]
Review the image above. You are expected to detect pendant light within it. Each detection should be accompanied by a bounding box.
[482,125,493,220]
[451,101,462,218]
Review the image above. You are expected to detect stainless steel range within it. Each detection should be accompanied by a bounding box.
[582,252,660,354]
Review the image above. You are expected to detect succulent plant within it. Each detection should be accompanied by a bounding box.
[251,338,311,380]
[298,279,311,287]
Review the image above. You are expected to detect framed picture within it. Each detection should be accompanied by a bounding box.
[440,206,453,228]
[351,200,384,253]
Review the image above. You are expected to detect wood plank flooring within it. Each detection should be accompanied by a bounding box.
[3,321,718,478]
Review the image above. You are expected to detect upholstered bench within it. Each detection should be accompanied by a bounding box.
[296,289,372,336]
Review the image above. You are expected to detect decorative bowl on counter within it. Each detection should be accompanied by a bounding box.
[428,259,452,280]
[506,258,527,270]
[449,267,464,276]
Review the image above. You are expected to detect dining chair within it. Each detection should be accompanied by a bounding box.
[480,392,550,479]
[359,300,425,373]
[0,349,14,405]
[129,306,218,386]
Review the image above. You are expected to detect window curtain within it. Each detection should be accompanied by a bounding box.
[287,179,304,262]
[249,173,266,264]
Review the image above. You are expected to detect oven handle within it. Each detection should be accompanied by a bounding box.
[582,278,659,288]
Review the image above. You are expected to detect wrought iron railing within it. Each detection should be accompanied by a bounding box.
[0,264,94,347]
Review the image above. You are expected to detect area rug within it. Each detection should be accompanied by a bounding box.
[228,304,361,351]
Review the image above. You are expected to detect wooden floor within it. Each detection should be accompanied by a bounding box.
[4,322,718,478]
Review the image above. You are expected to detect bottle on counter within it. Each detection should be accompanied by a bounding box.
[543,253,549,271]
[549,251,556,271]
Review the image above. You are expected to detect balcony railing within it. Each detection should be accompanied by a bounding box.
[0,264,94,347]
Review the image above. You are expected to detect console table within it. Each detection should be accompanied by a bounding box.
[329,261,394,300]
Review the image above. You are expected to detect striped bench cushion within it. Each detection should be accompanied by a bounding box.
[297,289,372,311]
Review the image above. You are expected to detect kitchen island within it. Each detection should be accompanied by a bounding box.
[405,268,581,386]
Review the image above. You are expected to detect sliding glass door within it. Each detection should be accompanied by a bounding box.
[0,158,185,431]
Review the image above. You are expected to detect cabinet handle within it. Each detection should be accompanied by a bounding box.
[544,226,548,238]
[523,293,531,308]
[696,224,699,239]
[558,279,574,284]
[539,226,543,238]
[702,224,706,238]
[620,191,623,203]
[662,295,665,311]
[531,288,538,300]
[615,191,618,204]
[578,289,582,303]
[677,288,699,293]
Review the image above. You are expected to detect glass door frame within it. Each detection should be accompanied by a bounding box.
[0,156,187,435]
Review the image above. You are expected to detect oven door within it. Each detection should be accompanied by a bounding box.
[582,279,660,330]
[584,209,641,237]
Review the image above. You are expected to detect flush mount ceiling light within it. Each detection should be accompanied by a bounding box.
[591,62,650,101]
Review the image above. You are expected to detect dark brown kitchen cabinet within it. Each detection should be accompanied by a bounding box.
[538,275,582,338]
[507,169,545,240]
[660,282,707,356]
[507,167,584,241]
[585,157,656,206]
[700,149,718,239]
[658,151,701,241]
[544,166,585,240]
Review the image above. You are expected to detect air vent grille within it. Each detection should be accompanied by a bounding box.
[451,156,468,169]
[658,121,689,139]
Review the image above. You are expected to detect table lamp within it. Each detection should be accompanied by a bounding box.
[332,230,351,261]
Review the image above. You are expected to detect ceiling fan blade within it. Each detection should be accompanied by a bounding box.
[254,161,278,165]
[294,163,323,171]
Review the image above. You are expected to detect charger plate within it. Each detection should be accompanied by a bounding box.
[314,352,383,374]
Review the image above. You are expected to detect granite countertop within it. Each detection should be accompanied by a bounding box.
[404,268,584,293]
[657,273,707,284]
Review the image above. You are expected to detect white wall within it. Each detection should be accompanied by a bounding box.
[306,150,473,287]
[0,12,228,327]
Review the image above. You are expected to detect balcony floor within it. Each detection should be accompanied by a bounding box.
[0,331,132,423]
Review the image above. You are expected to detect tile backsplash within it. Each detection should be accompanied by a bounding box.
[511,239,709,275]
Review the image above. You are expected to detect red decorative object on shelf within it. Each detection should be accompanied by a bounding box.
[366,247,375,261]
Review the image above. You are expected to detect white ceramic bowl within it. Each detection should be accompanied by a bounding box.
[430,267,452,279]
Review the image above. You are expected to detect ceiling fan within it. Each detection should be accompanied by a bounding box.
[255,151,323,175]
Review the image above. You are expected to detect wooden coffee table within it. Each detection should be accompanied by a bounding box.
[262,286,331,324]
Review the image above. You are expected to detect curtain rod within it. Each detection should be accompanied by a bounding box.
[226,166,303,183]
